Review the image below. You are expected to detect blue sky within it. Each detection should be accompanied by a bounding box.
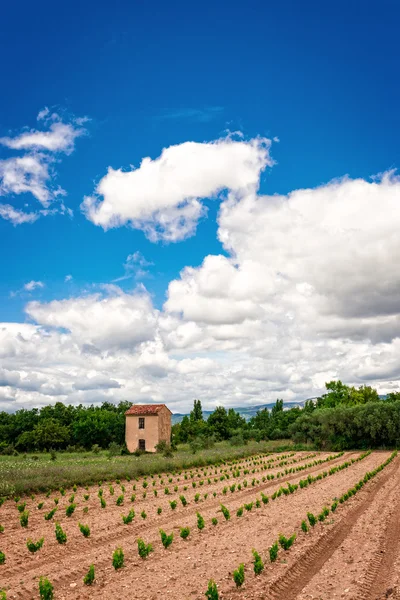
[1,0,400,412]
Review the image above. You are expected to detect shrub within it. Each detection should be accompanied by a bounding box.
[116,495,124,506]
[194,493,200,503]
[252,549,264,575]
[160,529,174,549]
[301,520,309,533]
[220,504,230,520]
[39,577,54,600]
[100,497,106,509]
[233,563,245,587]
[112,547,125,569]
[55,523,67,544]
[211,517,218,526]
[84,494,89,501]
[37,502,44,510]
[0,552,5,564]
[44,508,57,521]
[83,564,95,585]
[141,510,147,519]
[20,510,29,528]
[17,502,26,513]
[269,541,279,562]
[0,525,3,533]
[278,533,296,551]
[79,523,90,538]
[157,507,162,515]
[69,494,75,503]
[197,512,205,530]
[66,503,76,517]
[205,580,219,600]
[0,590,6,600]
[109,485,114,496]
[180,527,190,539]
[54,498,59,505]
[244,502,253,512]
[83,507,88,514]
[27,537,44,553]
[179,495,188,506]
[307,512,317,527]
[122,509,135,524]
[131,494,136,502]
[170,500,177,510]
[236,506,244,517]
[137,538,153,559]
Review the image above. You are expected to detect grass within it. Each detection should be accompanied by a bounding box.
[0,439,305,496]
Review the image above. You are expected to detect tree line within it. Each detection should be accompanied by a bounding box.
[1,381,399,453]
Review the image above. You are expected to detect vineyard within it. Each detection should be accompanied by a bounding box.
[0,449,399,599]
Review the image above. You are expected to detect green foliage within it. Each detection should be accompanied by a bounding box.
[233,563,245,587]
[205,580,219,600]
[17,502,26,513]
[79,523,90,537]
[269,541,279,562]
[252,549,264,575]
[112,547,125,569]
[44,507,57,521]
[307,512,317,527]
[160,529,174,549]
[141,510,147,519]
[84,494,89,501]
[0,589,6,600]
[157,507,162,515]
[236,506,243,517]
[301,520,309,533]
[137,538,153,559]
[55,522,67,544]
[220,504,230,520]
[39,577,54,600]
[20,510,29,527]
[244,502,253,512]
[0,551,5,565]
[278,533,296,550]
[27,537,44,553]
[0,525,3,533]
[211,517,218,526]
[180,526,190,539]
[66,503,76,517]
[179,495,188,506]
[169,500,177,510]
[197,512,205,530]
[122,509,135,524]
[261,492,269,504]
[116,494,124,506]
[83,564,95,585]
[100,497,106,509]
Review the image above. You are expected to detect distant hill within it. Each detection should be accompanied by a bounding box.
[171,400,305,425]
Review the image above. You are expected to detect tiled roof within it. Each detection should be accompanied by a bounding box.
[125,404,171,416]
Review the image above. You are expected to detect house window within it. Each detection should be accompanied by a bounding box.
[139,417,145,429]
[139,439,146,451]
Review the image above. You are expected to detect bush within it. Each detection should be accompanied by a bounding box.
[27,537,44,553]
[301,520,309,533]
[112,547,125,569]
[236,506,244,517]
[278,533,296,551]
[307,512,317,527]
[83,564,95,585]
[108,442,122,458]
[39,577,54,600]
[116,494,124,506]
[55,523,67,544]
[180,526,190,539]
[44,508,57,521]
[122,509,135,524]
[160,529,174,549]
[137,538,153,559]
[196,512,205,530]
[252,549,264,575]
[269,541,279,562]
[169,500,177,510]
[157,507,162,515]
[179,495,188,506]
[66,503,76,517]
[79,523,90,538]
[92,444,100,454]
[37,502,44,510]
[17,502,26,513]
[0,589,6,599]
[205,580,219,600]
[220,504,230,520]
[0,552,5,565]
[211,517,218,526]
[100,497,106,509]
[20,510,29,528]
[233,563,245,587]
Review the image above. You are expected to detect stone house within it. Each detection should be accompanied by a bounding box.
[125,404,172,453]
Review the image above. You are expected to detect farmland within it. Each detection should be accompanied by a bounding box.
[0,449,398,599]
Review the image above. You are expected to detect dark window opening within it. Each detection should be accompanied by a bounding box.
[139,417,145,429]
[138,439,146,451]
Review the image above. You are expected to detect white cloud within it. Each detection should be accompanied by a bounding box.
[113,251,154,282]
[82,136,273,242]
[65,275,73,282]
[24,281,44,292]
[0,108,87,224]
[0,204,38,225]
[3,145,400,412]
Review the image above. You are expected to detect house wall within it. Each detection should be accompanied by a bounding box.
[158,406,172,445]
[125,415,159,453]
